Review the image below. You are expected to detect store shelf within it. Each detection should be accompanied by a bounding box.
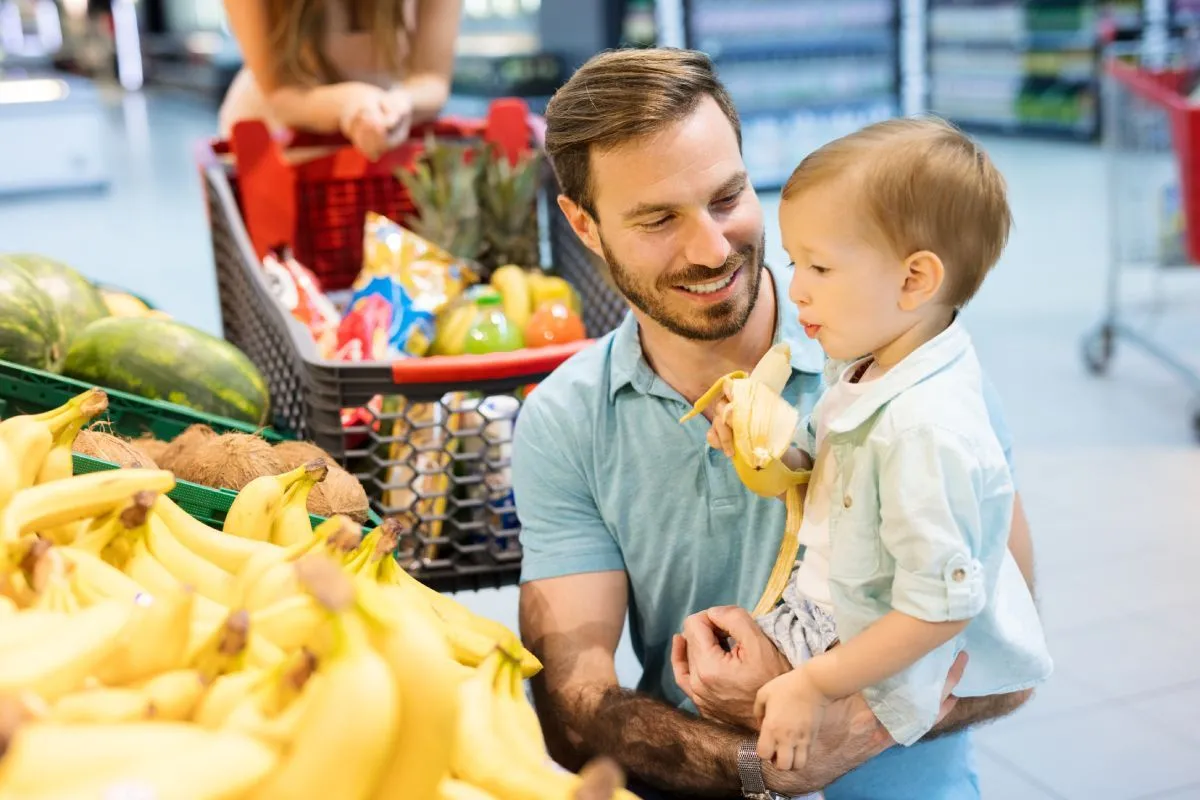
[684,0,902,189]
[926,1,1120,140]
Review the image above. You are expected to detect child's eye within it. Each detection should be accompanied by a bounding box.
[809,264,829,275]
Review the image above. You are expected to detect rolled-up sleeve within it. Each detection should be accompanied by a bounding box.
[512,398,624,583]
[878,427,987,622]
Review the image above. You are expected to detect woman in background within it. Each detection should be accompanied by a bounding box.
[219,0,461,160]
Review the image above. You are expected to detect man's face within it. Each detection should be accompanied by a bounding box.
[573,96,766,341]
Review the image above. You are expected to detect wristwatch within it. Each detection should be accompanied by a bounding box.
[736,740,788,800]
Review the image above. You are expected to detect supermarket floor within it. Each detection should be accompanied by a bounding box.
[3,89,1200,800]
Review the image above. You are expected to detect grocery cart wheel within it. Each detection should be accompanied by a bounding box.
[1082,325,1115,376]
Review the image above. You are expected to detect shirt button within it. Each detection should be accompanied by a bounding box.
[842,494,853,509]
[952,568,967,582]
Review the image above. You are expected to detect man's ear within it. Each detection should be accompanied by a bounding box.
[898,250,946,312]
[557,194,604,259]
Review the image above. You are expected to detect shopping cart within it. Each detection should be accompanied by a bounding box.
[1081,42,1200,441]
[196,99,629,591]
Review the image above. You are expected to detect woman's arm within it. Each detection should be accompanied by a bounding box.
[223,0,379,133]
[394,0,463,124]
[805,612,968,700]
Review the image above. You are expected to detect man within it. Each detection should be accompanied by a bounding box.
[512,47,1036,799]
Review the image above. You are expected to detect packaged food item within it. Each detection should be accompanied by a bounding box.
[260,247,342,357]
[345,212,480,358]
[334,293,393,362]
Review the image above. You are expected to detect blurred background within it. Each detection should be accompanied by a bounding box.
[1,1,1199,798]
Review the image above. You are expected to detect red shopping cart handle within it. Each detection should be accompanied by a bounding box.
[391,340,592,385]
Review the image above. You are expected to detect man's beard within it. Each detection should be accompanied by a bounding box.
[599,234,767,342]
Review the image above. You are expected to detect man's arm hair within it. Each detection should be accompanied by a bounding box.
[521,573,862,796]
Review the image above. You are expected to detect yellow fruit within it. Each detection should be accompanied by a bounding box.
[269,460,329,547]
[224,462,324,542]
[101,290,150,317]
[678,343,811,617]
[154,494,280,574]
[490,264,533,331]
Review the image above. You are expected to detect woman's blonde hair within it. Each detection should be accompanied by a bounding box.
[265,0,412,86]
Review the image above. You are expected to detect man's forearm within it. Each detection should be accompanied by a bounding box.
[927,688,1033,739]
[536,682,744,796]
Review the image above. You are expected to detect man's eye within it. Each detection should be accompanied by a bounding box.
[641,215,672,231]
[713,192,741,209]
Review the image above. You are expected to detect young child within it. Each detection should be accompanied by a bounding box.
[711,116,1052,769]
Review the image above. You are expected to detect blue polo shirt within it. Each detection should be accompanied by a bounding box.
[513,262,1002,799]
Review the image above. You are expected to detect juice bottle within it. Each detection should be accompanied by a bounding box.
[524,301,586,348]
[464,294,525,354]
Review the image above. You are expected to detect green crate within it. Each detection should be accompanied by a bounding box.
[71,453,379,532]
[1,358,381,532]
[0,358,283,443]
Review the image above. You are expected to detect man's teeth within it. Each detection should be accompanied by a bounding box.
[680,273,735,295]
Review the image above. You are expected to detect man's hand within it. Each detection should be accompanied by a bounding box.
[754,666,831,771]
[670,605,791,729]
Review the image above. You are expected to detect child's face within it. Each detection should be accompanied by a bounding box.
[780,181,913,362]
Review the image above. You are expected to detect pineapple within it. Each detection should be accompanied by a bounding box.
[479,146,543,271]
[395,134,484,261]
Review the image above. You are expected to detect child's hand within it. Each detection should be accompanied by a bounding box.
[753,666,831,771]
[704,384,736,458]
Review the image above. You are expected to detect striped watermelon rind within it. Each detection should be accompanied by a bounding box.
[63,317,270,426]
[0,259,68,373]
[3,253,110,348]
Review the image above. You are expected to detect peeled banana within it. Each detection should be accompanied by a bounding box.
[679,343,812,617]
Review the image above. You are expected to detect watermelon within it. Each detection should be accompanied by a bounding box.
[63,317,271,426]
[0,259,68,372]
[3,253,110,348]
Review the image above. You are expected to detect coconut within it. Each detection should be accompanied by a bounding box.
[170,432,284,492]
[73,429,157,469]
[273,440,370,523]
[157,424,219,471]
[130,434,170,466]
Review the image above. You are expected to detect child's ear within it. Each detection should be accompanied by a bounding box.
[898,250,946,311]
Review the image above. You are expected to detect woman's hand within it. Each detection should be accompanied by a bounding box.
[336,83,413,161]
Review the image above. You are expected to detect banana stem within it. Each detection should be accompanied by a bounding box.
[749,484,806,618]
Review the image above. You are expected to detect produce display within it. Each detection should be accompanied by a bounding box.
[0,389,635,799]
[0,252,270,427]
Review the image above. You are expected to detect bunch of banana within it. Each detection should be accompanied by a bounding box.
[679,343,813,616]
[0,390,631,799]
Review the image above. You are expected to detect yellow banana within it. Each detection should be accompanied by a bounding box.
[0,723,278,799]
[250,593,326,652]
[0,599,134,702]
[380,556,542,676]
[438,778,503,800]
[679,343,811,617]
[0,469,176,555]
[269,459,329,547]
[236,515,362,611]
[223,461,325,541]
[47,686,155,723]
[58,546,145,604]
[0,438,20,513]
[358,577,463,800]
[253,562,399,800]
[491,264,533,331]
[0,417,54,490]
[145,510,236,605]
[195,668,265,729]
[450,649,581,799]
[0,608,80,651]
[90,580,194,686]
[127,668,207,721]
[490,656,553,772]
[220,649,319,749]
[189,609,251,684]
[153,493,280,574]
[0,388,108,489]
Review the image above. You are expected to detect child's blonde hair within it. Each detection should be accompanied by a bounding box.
[781,116,1012,308]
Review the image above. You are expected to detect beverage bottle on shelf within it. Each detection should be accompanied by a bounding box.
[463,293,525,354]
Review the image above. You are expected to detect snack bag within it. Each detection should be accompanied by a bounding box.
[261,247,341,357]
[345,211,479,358]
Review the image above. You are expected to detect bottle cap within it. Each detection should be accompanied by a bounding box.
[476,294,502,307]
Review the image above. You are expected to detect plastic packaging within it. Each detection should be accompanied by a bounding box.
[260,247,342,358]
[464,294,525,354]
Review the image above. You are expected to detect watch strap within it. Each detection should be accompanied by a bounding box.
[736,740,770,798]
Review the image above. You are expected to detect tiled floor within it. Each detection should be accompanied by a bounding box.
[2,87,1199,799]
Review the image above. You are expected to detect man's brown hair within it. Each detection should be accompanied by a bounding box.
[782,116,1012,308]
[544,48,741,217]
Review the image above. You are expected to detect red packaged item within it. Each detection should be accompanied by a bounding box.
[261,247,341,357]
[334,293,394,363]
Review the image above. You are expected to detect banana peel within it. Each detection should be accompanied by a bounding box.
[679,343,811,617]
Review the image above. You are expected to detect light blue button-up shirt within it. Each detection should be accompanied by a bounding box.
[804,319,1052,747]
[512,263,1019,799]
